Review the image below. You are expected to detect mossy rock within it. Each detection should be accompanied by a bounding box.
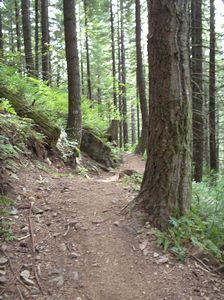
[81,129,115,168]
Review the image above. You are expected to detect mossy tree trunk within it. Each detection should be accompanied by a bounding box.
[63,0,82,146]
[191,0,204,182]
[0,84,60,147]
[128,0,192,229]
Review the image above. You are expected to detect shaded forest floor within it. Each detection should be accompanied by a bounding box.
[1,154,224,300]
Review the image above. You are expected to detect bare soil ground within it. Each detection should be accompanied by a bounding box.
[0,154,224,300]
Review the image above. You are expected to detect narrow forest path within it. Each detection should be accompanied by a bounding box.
[1,154,224,299]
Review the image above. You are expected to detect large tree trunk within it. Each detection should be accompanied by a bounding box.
[209,0,217,172]
[21,0,35,77]
[63,0,82,146]
[135,0,148,155]
[0,84,60,146]
[127,0,192,229]
[41,0,50,83]
[191,0,204,182]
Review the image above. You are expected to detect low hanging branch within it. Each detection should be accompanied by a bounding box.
[0,83,61,147]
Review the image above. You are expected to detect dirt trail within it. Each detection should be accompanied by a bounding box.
[1,154,224,299]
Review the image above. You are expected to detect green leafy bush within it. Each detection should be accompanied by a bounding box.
[156,177,224,262]
[0,196,15,241]
[0,63,110,137]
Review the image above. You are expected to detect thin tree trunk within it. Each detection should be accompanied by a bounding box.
[41,0,50,83]
[209,0,217,171]
[191,0,204,182]
[117,8,123,148]
[135,0,148,155]
[84,0,92,102]
[9,20,15,53]
[131,104,136,145]
[63,0,82,146]
[109,0,118,143]
[35,0,39,76]
[0,7,3,57]
[127,0,192,229]
[15,0,21,53]
[21,0,35,77]
[120,0,128,148]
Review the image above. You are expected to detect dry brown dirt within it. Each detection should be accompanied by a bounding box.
[0,153,224,300]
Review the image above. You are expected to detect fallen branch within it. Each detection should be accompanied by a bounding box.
[28,201,45,295]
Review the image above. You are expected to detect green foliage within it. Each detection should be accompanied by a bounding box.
[0,113,45,171]
[0,64,110,137]
[82,99,110,137]
[77,165,88,177]
[57,129,80,161]
[0,196,15,241]
[122,172,143,191]
[155,177,224,262]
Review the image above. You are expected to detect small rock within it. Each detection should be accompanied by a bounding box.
[143,249,149,256]
[20,270,35,286]
[153,252,159,258]
[1,245,7,252]
[19,241,28,248]
[31,288,41,295]
[0,276,7,284]
[59,243,67,252]
[52,212,58,217]
[68,252,80,259]
[92,219,105,224]
[73,271,79,281]
[75,297,82,300]
[49,274,64,287]
[157,256,169,264]
[113,221,119,226]
[0,257,8,265]
[32,206,44,215]
[21,226,29,233]
[0,270,6,276]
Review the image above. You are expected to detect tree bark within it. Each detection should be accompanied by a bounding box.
[35,0,39,75]
[41,0,50,83]
[209,0,217,172]
[63,0,82,146]
[15,0,21,53]
[84,0,92,102]
[0,6,3,57]
[191,0,204,182]
[135,0,148,155]
[120,0,128,148]
[109,0,118,143]
[21,0,35,77]
[117,9,123,148]
[127,0,192,229]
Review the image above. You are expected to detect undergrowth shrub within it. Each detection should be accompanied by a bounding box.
[121,170,224,262]
[0,64,110,137]
[0,196,15,241]
[156,177,224,262]
[0,113,45,170]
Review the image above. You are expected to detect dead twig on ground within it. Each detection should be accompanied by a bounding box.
[28,201,45,295]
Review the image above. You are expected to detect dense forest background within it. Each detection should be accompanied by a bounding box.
[0,0,224,264]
